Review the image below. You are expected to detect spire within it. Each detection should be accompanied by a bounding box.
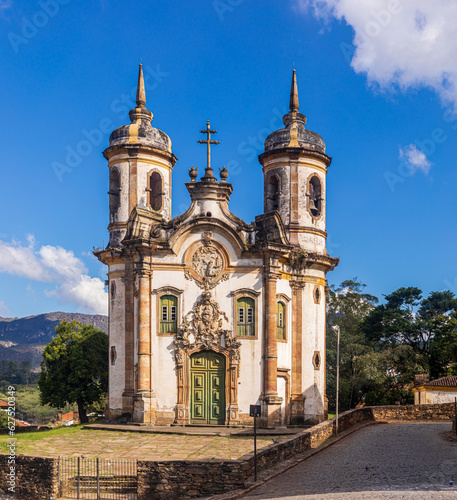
[289,68,299,112]
[136,63,146,108]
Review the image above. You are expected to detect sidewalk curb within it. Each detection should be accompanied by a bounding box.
[205,421,386,500]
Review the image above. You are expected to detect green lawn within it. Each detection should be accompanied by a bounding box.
[0,424,85,453]
[328,413,336,419]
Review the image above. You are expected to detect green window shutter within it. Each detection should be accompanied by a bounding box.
[160,295,178,334]
[237,297,255,336]
[277,302,285,339]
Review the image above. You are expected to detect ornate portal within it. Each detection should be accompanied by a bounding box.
[174,291,240,355]
[173,291,241,426]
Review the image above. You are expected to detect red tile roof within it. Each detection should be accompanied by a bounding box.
[0,400,8,407]
[424,376,457,388]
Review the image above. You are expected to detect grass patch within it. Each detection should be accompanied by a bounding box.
[328,413,336,419]
[0,423,85,444]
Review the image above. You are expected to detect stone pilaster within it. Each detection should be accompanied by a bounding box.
[263,269,282,426]
[290,280,305,424]
[122,274,135,416]
[133,269,155,424]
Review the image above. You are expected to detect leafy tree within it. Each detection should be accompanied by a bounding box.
[359,345,427,405]
[326,278,378,411]
[38,320,108,423]
[361,288,457,379]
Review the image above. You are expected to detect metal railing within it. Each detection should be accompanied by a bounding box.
[59,457,137,499]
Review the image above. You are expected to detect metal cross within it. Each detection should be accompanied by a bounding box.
[197,121,220,170]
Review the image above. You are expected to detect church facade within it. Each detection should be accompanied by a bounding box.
[95,66,338,427]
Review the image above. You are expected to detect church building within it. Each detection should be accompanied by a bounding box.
[95,65,339,427]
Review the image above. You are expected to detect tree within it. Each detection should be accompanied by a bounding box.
[359,345,427,405]
[326,279,378,411]
[38,320,108,423]
[361,288,457,379]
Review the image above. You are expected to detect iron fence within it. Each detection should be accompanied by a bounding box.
[59,457,137,499]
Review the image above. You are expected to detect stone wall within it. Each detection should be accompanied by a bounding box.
[0,455,59,499]
[369,403,455,421]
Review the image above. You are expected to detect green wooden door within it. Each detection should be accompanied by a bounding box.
[190,351,226,425]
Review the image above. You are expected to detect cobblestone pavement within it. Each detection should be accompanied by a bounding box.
[0,428,287,461]
[245,423,457,499]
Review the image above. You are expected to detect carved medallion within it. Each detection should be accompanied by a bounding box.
[191,245,223,279]
[185,231,229,290]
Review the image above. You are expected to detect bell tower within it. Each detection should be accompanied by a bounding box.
[103,64,177,248]
[259,69,331,254]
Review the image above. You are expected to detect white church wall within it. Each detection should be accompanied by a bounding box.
[301,277,326,421]
[108,275,125,412]
[276,278,292,370]
[238,338,263,414]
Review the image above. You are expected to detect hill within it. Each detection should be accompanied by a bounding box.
[0,313,108,368]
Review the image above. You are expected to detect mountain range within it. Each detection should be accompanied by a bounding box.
[0,312,108,369]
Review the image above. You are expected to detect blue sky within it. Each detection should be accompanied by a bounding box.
[1,0,456,317]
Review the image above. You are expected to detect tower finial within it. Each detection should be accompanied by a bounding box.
[136,63,146,108]
[289,68,299,112]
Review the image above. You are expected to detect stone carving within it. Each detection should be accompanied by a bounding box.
[186,231,229,290]
[174,291,241,362]
[192,245,223,279]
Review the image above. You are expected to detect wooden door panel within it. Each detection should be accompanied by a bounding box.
[191,372,207,422]
[190,351,225,425]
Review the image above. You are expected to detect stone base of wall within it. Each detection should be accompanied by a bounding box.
[155,409,175,426]
[0,455,58,500]
[369,402,455,421]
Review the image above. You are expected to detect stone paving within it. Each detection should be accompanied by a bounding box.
[0,428,287,461]
[245,423,457,499]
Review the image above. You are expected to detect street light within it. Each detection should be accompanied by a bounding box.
[332,325,340,436]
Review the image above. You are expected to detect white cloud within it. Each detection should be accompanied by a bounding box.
[296,0,457,110]
[0,236,107,315]
[399,144,433,175]
[45,276,107,316]
[0,301,11,317]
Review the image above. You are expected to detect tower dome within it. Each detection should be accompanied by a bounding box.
[108,64,172,153]
[264,69,326,154]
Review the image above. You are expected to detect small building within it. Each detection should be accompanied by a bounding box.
[56,410,80,426]
[413,375,457,404]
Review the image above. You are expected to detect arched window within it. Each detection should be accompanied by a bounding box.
[160,295,177,334]
[237,297,255,336]
[109,169,121,218]
[308,175,322,217]
[277,301,285,340]
[266,173,280,212]
[148,171,163,212]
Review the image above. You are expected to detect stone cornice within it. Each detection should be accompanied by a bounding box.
[258,147,332,167]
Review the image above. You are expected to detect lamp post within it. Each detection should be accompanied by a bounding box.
[332,325,340,436]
